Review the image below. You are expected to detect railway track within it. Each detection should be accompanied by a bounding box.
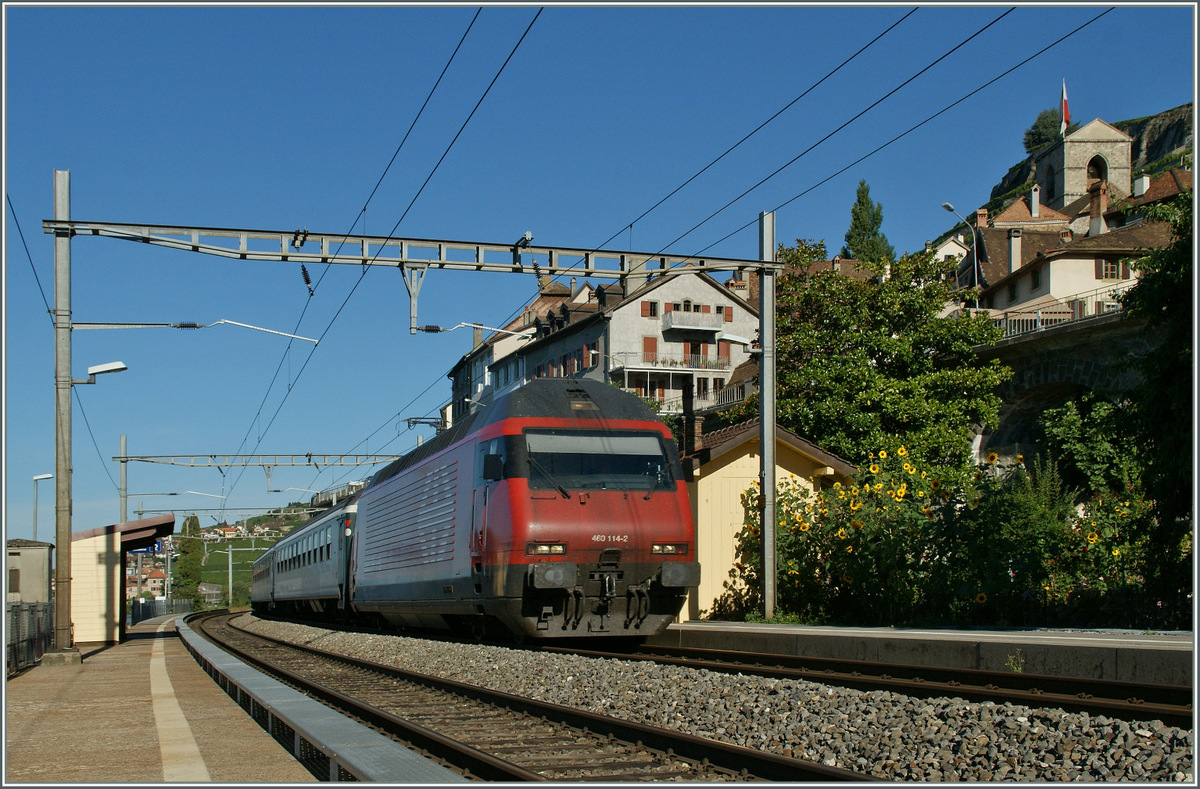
[192,612,875,782]
[542,643,1194,729]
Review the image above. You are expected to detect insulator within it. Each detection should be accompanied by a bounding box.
[173,322,203,329]
[301,264,312,286]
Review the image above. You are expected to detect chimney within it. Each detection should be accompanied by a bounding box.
[1008,228,1022,274]
[569,277,577,296]
[1059,228,1072,245]
[1133,173,1151,197]
[1030,184,1040,218]
[1088,181,1109,235]
[976,208,988,228]
[472,324,483,347]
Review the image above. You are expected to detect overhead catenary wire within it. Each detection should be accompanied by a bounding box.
[224,8,543,504]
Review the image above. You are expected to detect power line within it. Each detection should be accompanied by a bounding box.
[653,7,1017,258]
[7,193,54,321]
[225,8,543,503]
[693,7,1115,257]
[588,7,919,254]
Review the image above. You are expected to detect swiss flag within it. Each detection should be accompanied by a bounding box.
[1060,79,1070,137]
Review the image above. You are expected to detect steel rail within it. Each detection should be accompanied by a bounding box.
[208,614,875,782]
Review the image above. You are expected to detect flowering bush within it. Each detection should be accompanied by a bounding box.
[709,446,1184,629]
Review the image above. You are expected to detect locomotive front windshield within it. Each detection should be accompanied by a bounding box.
[523,429,678,492]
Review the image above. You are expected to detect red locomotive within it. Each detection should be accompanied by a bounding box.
[255,378,699,640]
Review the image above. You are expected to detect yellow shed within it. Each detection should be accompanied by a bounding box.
[680,418,855,622]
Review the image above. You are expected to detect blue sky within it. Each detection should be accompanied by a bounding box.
[5,4,1196,539]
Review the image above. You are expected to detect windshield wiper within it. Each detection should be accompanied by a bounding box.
[527,456,570,499]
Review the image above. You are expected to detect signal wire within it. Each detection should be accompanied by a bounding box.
[8,194,121,491]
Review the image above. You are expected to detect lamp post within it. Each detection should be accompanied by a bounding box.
[942,202,978,309]
[32,474,53,542]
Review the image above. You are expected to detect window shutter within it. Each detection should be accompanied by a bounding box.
[641,300,651,317]
[701,304,711,314]
[1121,261,1130,279]
[724,305,733,322]
[664,302,674,313]
[1094,259,1104,279]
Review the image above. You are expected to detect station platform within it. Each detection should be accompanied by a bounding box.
[4,615,464,784]
[649,621,1195,687]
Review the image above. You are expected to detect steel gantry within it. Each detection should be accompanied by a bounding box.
[113,453,400,494]
[45,178,785,648]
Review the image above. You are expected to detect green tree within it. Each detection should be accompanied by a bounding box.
[1023,108,1079,153]
[840,180,895,263]
[720,239,1009,484]
[1040,394,1142,496]
[174,515,203,602]
[1117,192,1193,605]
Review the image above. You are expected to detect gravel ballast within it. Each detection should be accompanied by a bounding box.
[237,614,1193,782]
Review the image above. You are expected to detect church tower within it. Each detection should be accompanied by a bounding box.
[1033,119,1133,211]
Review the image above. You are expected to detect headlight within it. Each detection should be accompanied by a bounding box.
[527,542,567,555]
[651,543,688,555]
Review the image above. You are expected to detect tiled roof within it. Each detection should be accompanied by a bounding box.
[975,227,1066,288]
[1129,168,1193,207]
[990,195,1070,226]
[1045,219,1174,254]
[689,417,856,475]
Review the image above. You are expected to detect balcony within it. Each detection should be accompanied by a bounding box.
[611,352,731,372]
[662,310,723,333]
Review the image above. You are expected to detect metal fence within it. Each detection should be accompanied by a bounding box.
[129,597,194,626]
[991,281,1136,339]
[6,602,54,677]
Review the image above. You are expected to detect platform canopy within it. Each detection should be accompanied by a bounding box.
[72,514,174,552]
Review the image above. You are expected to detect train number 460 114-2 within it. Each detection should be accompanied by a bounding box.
[591,534,630,543]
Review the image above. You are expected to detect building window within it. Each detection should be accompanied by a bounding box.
[1031,268,1041,291]
[1007,283,1018,304]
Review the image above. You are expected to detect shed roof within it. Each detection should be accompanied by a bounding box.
[72,514,175,552]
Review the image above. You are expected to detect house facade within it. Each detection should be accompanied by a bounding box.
[951,114,1190,333]
[447,271,760,418]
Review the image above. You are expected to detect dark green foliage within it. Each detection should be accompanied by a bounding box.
[1023,108,1079,153]
[173,515,203,602]
[1117,192,1193,602]
[718,238,1008,486]
[1040,394,1142,496]
[840,180,895,263]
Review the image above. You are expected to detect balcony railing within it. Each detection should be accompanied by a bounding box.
[613,352,732,371]
[662,311,724,332]
[989,281,1136,339]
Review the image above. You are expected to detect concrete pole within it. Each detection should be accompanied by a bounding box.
[227,542,233,606]
[52,169,79,660]
[758,211,777,620]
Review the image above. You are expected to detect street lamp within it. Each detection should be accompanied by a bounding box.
[32,474,53,542]
[942,202,978,309]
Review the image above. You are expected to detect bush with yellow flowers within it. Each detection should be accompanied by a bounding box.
[710,445,1171,628]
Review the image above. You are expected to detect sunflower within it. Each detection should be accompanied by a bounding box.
[975,592,988,604]
[1112,548,1120,557]
[845,545,854,554]
[897,446,907,457]
[851,519,864,529]
[1086,532,1100,544]
[799,522,810,532]
[878,450,888,459]
[986,452,999,464]
[836,528,847,539]
[930,480,941,490]
[869,464,880,474]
